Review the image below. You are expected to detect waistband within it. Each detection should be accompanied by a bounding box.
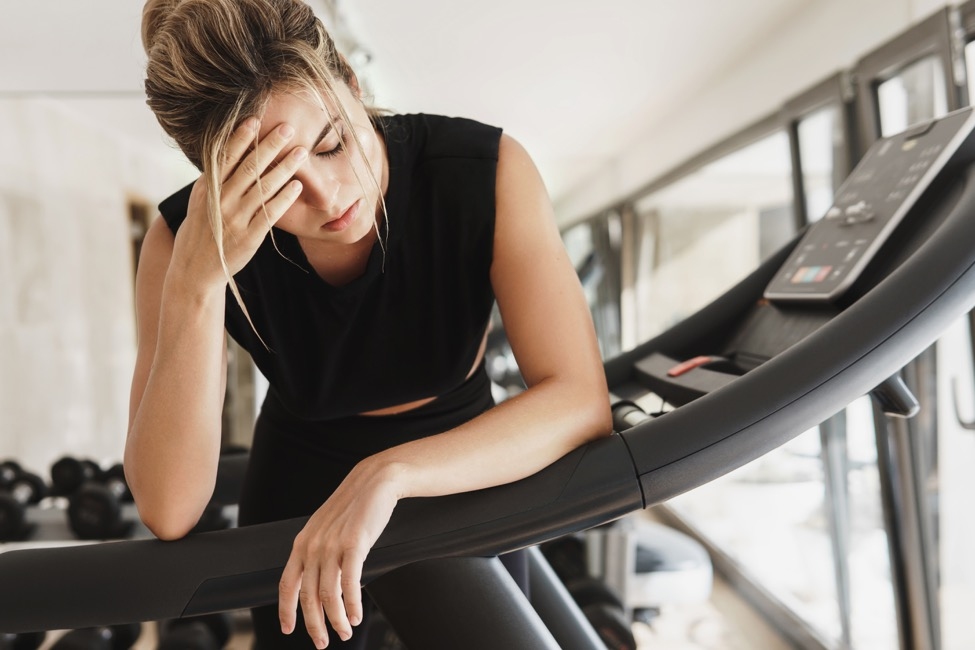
[257,362,495,459]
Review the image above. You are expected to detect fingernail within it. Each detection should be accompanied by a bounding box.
[317,638,328,649]
[280,124,295,138]
[293,147,308,161]
[350,615,361,627]
[243,117,259,132]
[339,630,352,642]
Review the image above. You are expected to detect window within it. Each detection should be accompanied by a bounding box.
[629,130,795,343]
[876,55,948,136]
[797,106,842,222]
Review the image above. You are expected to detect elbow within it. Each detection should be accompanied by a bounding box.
[123,450,214,541]
[588,398,614,441]
[127,470,209,541]
[571,385,614,444]
[138,501,203,541]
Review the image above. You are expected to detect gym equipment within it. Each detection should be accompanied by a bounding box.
[3,107,975,647]
[540,535,637,649]
[0,468,47,542]
[0,631,46,650]
[49,457,103,498]
[0,461,23,489]
[63,459,235,540]
[68,464,135,540]
[48,623,141,649]
[66,461,135,539]
[586,518,712,622]
[157,612,232,650]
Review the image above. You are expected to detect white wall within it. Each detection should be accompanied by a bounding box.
[554,0,955,225]
[0,98,196,477]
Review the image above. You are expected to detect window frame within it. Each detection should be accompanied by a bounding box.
[781,71,858,227]
[852,6,967,158]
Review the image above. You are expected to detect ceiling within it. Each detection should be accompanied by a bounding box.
[0,0,813,206]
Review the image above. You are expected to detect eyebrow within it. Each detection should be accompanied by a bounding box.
[311,120,340,150]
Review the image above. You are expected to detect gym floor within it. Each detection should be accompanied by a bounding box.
[631,574,791,649]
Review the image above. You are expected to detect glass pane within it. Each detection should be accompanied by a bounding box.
[877,55,948,137]
[670,428,840,639]
[845,396,898,650]
[630,131,794,343]
[798,106,840,222]
[936,316,975,650]
[669,397,896,648]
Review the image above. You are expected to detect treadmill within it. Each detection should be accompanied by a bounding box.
[4,106,975,649]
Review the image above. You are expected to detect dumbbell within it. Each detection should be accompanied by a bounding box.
[0,464,48,542]
[157,613,233,650]
[0,631,47,650]
[49,623,141,650]
[49,457,103,498]
[0,461,24,489]
[65,462,135,540]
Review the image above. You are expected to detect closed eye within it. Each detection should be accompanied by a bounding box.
[316,132,346,158]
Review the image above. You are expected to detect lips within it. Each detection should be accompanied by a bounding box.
[323,199,360,232]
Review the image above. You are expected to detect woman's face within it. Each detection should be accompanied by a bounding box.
[257,82,387,247]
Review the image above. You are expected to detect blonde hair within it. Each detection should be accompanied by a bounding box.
[142,0,386,339]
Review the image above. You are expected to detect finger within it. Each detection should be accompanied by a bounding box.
[239,145,308,222]
[238,179,302,246]
[299,563,330,649]
[224,123,296,198]
[278,553,304,637]
[320,563,352,642]
[340,548,366,629]
[219,118,259,183]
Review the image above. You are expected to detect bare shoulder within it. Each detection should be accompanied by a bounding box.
[493,133,559,257]
[496,133,544,189]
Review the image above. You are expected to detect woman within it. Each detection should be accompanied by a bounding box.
[126,0,612,647]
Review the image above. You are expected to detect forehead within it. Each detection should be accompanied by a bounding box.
[257,84,350,138]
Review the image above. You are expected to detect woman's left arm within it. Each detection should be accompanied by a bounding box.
[280,134,613,648]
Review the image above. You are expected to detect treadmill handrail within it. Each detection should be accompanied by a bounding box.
[3,163,975,636]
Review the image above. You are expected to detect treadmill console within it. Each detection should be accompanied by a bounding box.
[765,107,975,303]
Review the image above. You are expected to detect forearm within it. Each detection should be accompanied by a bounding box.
[125,275,227,539]
[368,376,613,501]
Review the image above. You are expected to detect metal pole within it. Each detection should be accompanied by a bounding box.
[526,546,605,650]
[819,413,852,648]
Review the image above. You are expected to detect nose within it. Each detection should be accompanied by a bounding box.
[292,163,340,213]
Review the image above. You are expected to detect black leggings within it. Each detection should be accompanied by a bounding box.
[238,367,527,649]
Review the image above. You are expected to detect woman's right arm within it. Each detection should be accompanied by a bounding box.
[125,119,306,540]
[124,214,229,541]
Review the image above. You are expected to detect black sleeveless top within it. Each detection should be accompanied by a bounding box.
[158,113,502,420]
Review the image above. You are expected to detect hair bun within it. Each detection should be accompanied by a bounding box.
[141,0,185,54]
